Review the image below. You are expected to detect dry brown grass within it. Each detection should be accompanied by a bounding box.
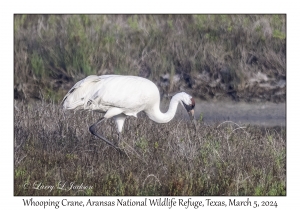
[14,100,286,196]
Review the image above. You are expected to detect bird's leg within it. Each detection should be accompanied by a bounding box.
[89,117,121,152]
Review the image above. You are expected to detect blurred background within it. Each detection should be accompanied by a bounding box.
[14,14,286,125]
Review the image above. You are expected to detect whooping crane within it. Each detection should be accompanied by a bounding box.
[62,75,196,151]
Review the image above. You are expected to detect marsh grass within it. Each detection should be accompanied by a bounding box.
[14,14,286,102]
[14,101,286,196]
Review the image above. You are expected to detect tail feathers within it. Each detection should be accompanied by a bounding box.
[64,99,84,110]
[61,75,101,105]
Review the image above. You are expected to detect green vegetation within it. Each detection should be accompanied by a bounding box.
[14,101,286,196]
[14,14,286,103]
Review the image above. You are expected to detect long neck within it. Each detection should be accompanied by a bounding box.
[146,96,181,123]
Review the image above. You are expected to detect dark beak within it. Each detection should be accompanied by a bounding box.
[188,109,197,131]
[182,101,197,131]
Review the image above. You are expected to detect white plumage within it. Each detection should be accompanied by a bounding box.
[62,75,196,151]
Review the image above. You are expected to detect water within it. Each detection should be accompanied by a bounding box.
[166,99,286,127]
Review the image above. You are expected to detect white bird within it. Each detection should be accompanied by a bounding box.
[62,75,196,151]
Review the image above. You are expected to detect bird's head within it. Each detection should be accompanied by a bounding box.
[179,92,195,122]
[173,92,196,131]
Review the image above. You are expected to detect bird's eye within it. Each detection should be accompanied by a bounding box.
[81,97,84,100]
